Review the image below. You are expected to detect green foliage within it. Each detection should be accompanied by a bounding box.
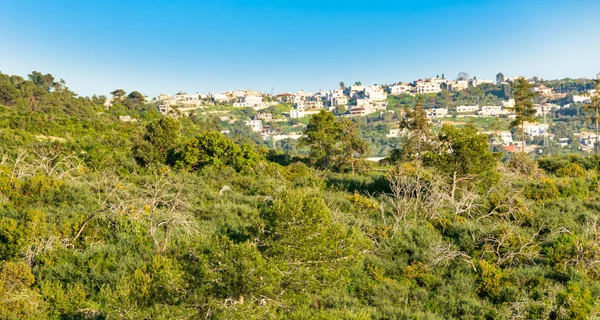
[2,70,600,318]
[176,131,257,171]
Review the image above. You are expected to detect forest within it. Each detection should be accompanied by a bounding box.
[2,71,600,319]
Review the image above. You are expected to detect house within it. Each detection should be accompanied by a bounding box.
[532,84,553,96]
[233,95,263,107]
[157,93,171,101]
[332,96,348,107]
[211,93,230,103]
[296,100,324,110]
[456,105,480,114]
[244,120,263,132]
[523,122,549,137]
[472,79,494,86]
[501,99,515,108]
[479,106,504,117]
[573,95,592,104]
[415,79,441,94]
[289,109,304,119]
[483,131,513,145]
[386,128,402,138]
[447,80,469,92]
[254,112,272,121]
[535,103,559,115]
[426,108,448,119]
[502,145,519,153]
[390,83,411,95]
[348,85,365,98]
[365,85,387,101]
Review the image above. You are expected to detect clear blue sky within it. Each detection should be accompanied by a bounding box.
[1,0,599,97]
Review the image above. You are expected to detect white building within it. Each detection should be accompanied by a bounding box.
[244,120,264,132]
[573,95,592,104]
[254,112,272,121]
[415,80,441,94]
[390,83,411,95]
[157,93,171,101]
[448,80,469,92]
[523,122,549,137]
[479,106,504,117]
[472,79,494,86]
[212,93,230,103]
[426,108,448,119]
[501,99,515,108]
[234,95,263,107]
[456,105,480,114]
[483,131,513,145]
[332,96,349,107]
[348,85,365,98]
[365,85,388,101]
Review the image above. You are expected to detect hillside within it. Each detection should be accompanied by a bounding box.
[2,72,600,319]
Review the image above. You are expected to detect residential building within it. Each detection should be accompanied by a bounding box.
[254,112,273,121]
[415,79,441,94]
[233,95,263,107]
[573,95,592,104]
[386,128,401,138]
[244,120,263,132]
[501,99,515,108]
[157,93,171,101]
[483,131,513,145]
[523,122,549,137]
[211,93,230,103]
[456,105,480,113]
[365,85,388,101]
[472,79,494,86]
[332,96,348,107]
[535,103,559,115]
[426,108,448,119]
[532,84,553,96]
[479,105,504,116]
[447,80,469,92]
[390,83,411,95]
[348,85,365,98]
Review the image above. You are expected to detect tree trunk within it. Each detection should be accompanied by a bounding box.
[521,122,525,154]
[451,169,457,201]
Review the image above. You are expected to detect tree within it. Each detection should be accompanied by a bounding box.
[506,77,537,153]
[354,81,362,86]
[176,132,257,171]
[337,118,368,174]
[457,72,470,81]
[339,81,346,91]
[424,124,499,200]
[110,89,126,105]
[398,96,431,160]
[300,110,340,169]
[28,71,57,92]
[300,110,367,172]
[133,117,181,166]
[583,79,600,154]
[496,73,505,84]
[127,91,145,109]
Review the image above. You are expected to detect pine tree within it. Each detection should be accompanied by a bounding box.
[506,77,537,153]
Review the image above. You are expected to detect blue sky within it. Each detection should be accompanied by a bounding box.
[1,0,600,97]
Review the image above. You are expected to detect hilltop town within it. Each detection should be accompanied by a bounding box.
[115,72,600,157]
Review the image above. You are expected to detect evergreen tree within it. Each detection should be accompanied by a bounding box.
[398,96,431,160]
[507,77,537,153]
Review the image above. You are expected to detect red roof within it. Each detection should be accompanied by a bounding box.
[502,145,518,153]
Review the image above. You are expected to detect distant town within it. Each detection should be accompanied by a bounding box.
[111,72,600,156]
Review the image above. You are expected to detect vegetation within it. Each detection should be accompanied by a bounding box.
[2,71,600,319]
